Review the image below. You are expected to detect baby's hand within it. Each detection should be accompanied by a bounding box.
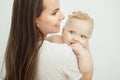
[70,42,93,75]
[70,42,89,58]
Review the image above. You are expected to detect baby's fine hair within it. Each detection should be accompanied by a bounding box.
[68,11,94,26]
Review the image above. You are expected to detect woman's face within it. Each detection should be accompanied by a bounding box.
[36,0,64,36]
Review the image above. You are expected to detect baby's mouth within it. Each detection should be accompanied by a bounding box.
[70,42,74,45]
[70,41,76,45]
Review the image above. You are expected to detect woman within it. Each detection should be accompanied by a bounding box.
[4,0,93,80]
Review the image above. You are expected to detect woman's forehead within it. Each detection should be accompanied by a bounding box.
[43,0,60,10]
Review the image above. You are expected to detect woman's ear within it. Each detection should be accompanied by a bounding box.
[35,18,40,28]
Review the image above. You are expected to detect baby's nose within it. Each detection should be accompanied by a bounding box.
[73,35,79,42]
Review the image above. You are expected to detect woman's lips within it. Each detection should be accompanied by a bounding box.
[55,25,60,28]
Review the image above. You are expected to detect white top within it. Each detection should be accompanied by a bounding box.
[37,40,82,80]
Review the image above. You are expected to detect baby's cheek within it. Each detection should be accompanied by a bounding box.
[83,41,89,49]
[78,40,87,48]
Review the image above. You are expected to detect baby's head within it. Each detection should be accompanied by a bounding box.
[62,11,94,46]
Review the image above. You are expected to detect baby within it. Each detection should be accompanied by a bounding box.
[48,11,94,77]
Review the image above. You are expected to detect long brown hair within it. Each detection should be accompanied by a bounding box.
[4,0,44,80]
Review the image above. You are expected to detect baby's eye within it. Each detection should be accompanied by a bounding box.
[69,31,75,35]
[80,35,87,39]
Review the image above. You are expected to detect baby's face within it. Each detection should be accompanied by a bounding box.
[62,19,93,46]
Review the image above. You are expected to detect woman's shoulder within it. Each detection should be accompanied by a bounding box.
[39,40,74,59]
[39,40,77,64]
[42,40,71,50]
[37,41,81,80]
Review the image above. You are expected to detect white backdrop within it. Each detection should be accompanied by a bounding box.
[0,0,120,80]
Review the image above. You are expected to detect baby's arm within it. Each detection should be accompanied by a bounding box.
[47,35,63,43]
[70,42,93,80]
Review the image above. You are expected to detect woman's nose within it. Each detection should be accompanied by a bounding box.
[59,12,65,21]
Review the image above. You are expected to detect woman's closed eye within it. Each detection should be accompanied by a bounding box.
[52,11,57,15]
[51,8,60,15]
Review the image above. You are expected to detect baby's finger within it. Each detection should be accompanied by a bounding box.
[70,43,84,50]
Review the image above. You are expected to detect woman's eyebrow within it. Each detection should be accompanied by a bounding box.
[52,8,59,12]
